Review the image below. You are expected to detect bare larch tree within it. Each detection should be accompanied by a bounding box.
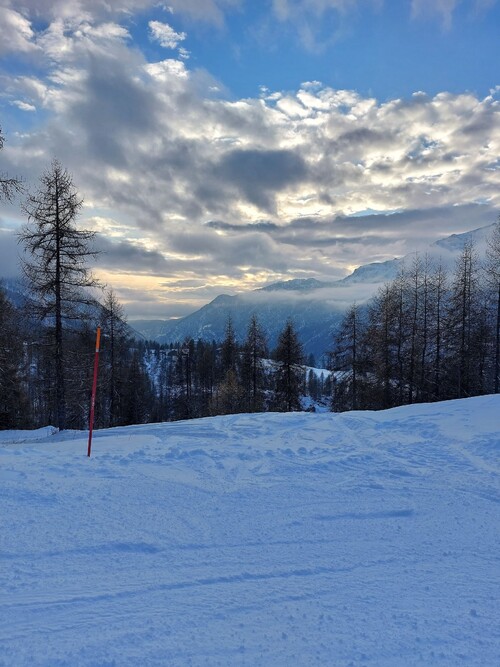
[18,160,98,430]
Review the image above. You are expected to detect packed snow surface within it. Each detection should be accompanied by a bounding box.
[1,396,499,666]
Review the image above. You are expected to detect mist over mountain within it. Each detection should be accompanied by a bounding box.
[3,223,495,359]
[132,223,496,358]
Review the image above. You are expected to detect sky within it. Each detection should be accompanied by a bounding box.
[0,0,499,320]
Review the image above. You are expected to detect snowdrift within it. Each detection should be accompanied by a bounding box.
[1,396,499,666]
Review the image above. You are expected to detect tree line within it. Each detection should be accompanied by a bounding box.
[330,225,500,411]
[0,281,331,429]
[1,131,498,430]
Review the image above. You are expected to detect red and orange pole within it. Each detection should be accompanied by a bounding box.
[87,326,101,457]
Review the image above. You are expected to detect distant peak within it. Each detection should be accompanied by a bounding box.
[433,223,496,251]
[258,278,329,292]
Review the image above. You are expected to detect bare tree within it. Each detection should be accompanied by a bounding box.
[100,288,129,426]
[18,160,98,429]
[0,127,22,201]
[430,261,447,400]
[486,219,500,393]
[331,303,362,410]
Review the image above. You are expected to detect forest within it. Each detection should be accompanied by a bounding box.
[1,144,499,430]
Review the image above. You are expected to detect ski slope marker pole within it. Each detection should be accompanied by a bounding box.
[87,325,101,457]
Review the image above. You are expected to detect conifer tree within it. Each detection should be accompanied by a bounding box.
[18,160,98,429]
[221,315,237,375]
[274,320,304,412]
[0,285,28,428]
[241,314,268,412]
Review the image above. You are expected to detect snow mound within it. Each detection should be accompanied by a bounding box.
[1,396,499,666]
[0,425,59,444]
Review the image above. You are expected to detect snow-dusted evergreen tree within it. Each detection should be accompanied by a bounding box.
[18,160,98,429]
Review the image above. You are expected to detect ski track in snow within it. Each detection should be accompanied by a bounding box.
[0,396,499,666]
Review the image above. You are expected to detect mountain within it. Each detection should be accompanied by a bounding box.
[340,257,400,285]
[258,277,334,292]
[134,223,497,357]
[0,277,32,309]
[137,289,345,361]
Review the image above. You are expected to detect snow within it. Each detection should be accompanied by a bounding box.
[1,396,499,666]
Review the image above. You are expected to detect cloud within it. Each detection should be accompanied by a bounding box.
[149,21,186,49]
[0,229,22,278]
[3,0,242,26]
[10,100,37,112]
[214,148,308,212]
[273,0,380,20]
[410,0,499,27]
[2,5,499,319]
[411,0,458,28]
[0,7,37,54]
[270,0,383,50]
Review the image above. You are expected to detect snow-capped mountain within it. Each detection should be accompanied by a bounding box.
[136,289,344,361]
[133,223,497,357]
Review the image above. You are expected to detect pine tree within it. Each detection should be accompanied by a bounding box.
[273,320,304,412]
[18,160,98,429]
[220,316,237,376]
[241,314,268,412]
[0,285,29,428]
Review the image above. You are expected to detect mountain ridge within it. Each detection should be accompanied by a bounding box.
[132,223,496,356]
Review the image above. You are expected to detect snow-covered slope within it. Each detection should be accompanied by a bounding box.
[1,396,499,666]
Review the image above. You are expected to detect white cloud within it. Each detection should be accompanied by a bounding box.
[411,0,459,28]
[4,0,242,26]
[145,59,189,80]
[2,5,498,318]
[149,20,186,49]
[273,0,381,20]
[10,100,36,112]
[0,7,37,54]
[410,0,499,27]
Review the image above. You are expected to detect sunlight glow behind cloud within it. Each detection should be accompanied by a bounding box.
[0,0,499,319]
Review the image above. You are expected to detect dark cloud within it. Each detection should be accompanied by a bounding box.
[94,237,172,275]
[333,127,392,149]
[214,148,308,212]
[1,8,499,320]
[206,220,280,232]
